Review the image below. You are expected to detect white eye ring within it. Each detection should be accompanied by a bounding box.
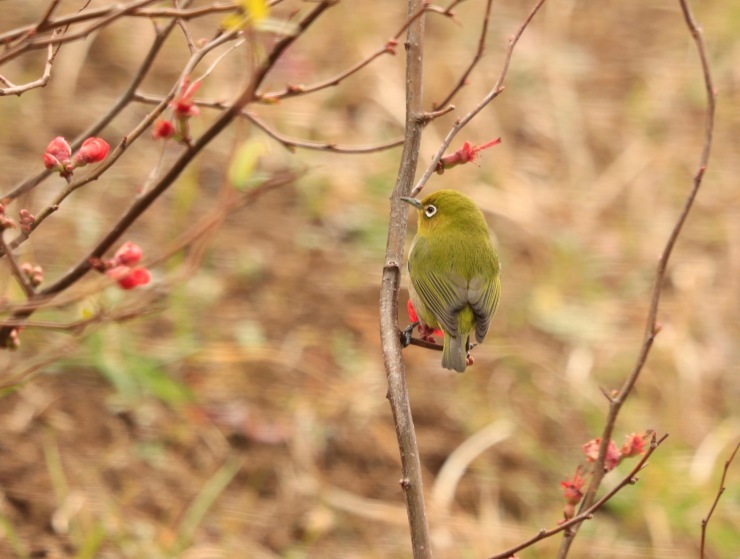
[424,204,437,218]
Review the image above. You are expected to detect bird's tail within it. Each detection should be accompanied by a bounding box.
[442,334,468,373]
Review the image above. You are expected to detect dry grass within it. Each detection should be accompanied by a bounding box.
[0,1,738,558]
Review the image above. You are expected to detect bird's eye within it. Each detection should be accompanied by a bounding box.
[424,204,437,218]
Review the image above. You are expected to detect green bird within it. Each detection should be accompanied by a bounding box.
[401,189,501,372]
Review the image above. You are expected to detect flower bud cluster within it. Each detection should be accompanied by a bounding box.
[43,136,110,180]
[89,241,151,290]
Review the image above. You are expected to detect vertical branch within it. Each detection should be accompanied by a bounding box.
[556,0,716,557]
[378,1,431,558]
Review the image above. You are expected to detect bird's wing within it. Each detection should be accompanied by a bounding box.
[469,273,501,343]
[408,238,468,337]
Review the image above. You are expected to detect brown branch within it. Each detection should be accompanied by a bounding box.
[0,232,35,298]
[0,0,161,66]
[0,1,337,347]
[0,2,239,45]
[257,2,457,103]
[556,0,716,556]
[700,441,739,559]
[410,0,547,197]
[133,91,406,154]
[379,1,432,558]
[258,41,395,102]
[0,33,60,97]
[0,18,179,206]
[487,433,669,559]
[432,0,494,110]
[2,26,240,254]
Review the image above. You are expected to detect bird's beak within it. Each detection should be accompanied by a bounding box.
[400,196,423,210]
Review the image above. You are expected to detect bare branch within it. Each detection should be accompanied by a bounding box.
[379,1,432,557]
[700,441,739,559]
[432,0,494,110]
[0,19,179,205]
[556,0,716,556]
[0,0,161,66]
[133,91,406,154]
[0,232,35,298]
[410,0,547,197]
[488,433,669,559]
[0,1,337,347]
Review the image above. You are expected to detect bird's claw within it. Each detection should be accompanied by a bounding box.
[401,321,419,348]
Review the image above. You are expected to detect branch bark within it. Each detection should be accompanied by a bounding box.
[378,0,431,557]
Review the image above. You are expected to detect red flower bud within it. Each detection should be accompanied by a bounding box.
[560,466,587,505]
[171,76,202,119]
[113,241,143,267]
[106,265,151,290]
[152,118,176,140]
[436,138,501,174]
[72,137,110,167]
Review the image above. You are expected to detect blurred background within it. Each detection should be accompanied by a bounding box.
[0,1,738,557]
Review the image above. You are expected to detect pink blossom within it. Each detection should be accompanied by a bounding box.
[583,437,621,471]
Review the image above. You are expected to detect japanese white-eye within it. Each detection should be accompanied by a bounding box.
[401,189,501,372]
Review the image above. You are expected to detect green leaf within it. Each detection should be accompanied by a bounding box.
[228,138,266,190]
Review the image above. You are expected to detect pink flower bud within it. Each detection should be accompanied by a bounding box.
[113,241,143,266]
[72,137,110,167]
[43,136,72,174]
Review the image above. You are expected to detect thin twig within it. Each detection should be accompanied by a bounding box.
[257,2,457,103]
[700,441,739,559]
[0,2,238,45]
[0,30,61,97]
[133,92,406,154]
[0,18,179,205]
[0,0,161,66]
[410,0,547,197]
[433,0,494,109]
[0,1,337,347]
[0,233,35,298]
[556,0,716,556]
[487,433,669,559]
[3,26,241,252]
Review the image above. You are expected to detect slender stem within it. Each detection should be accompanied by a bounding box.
[699,441,739,559]
[556,0,716,556]
[0,1,336,347]
[410,0,548,197]
[1,18,178,205]
[487,434,669,559]
[0,233,35,298]
[433,0,494,110]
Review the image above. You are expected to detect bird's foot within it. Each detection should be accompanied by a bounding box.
[401,322,419,347]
